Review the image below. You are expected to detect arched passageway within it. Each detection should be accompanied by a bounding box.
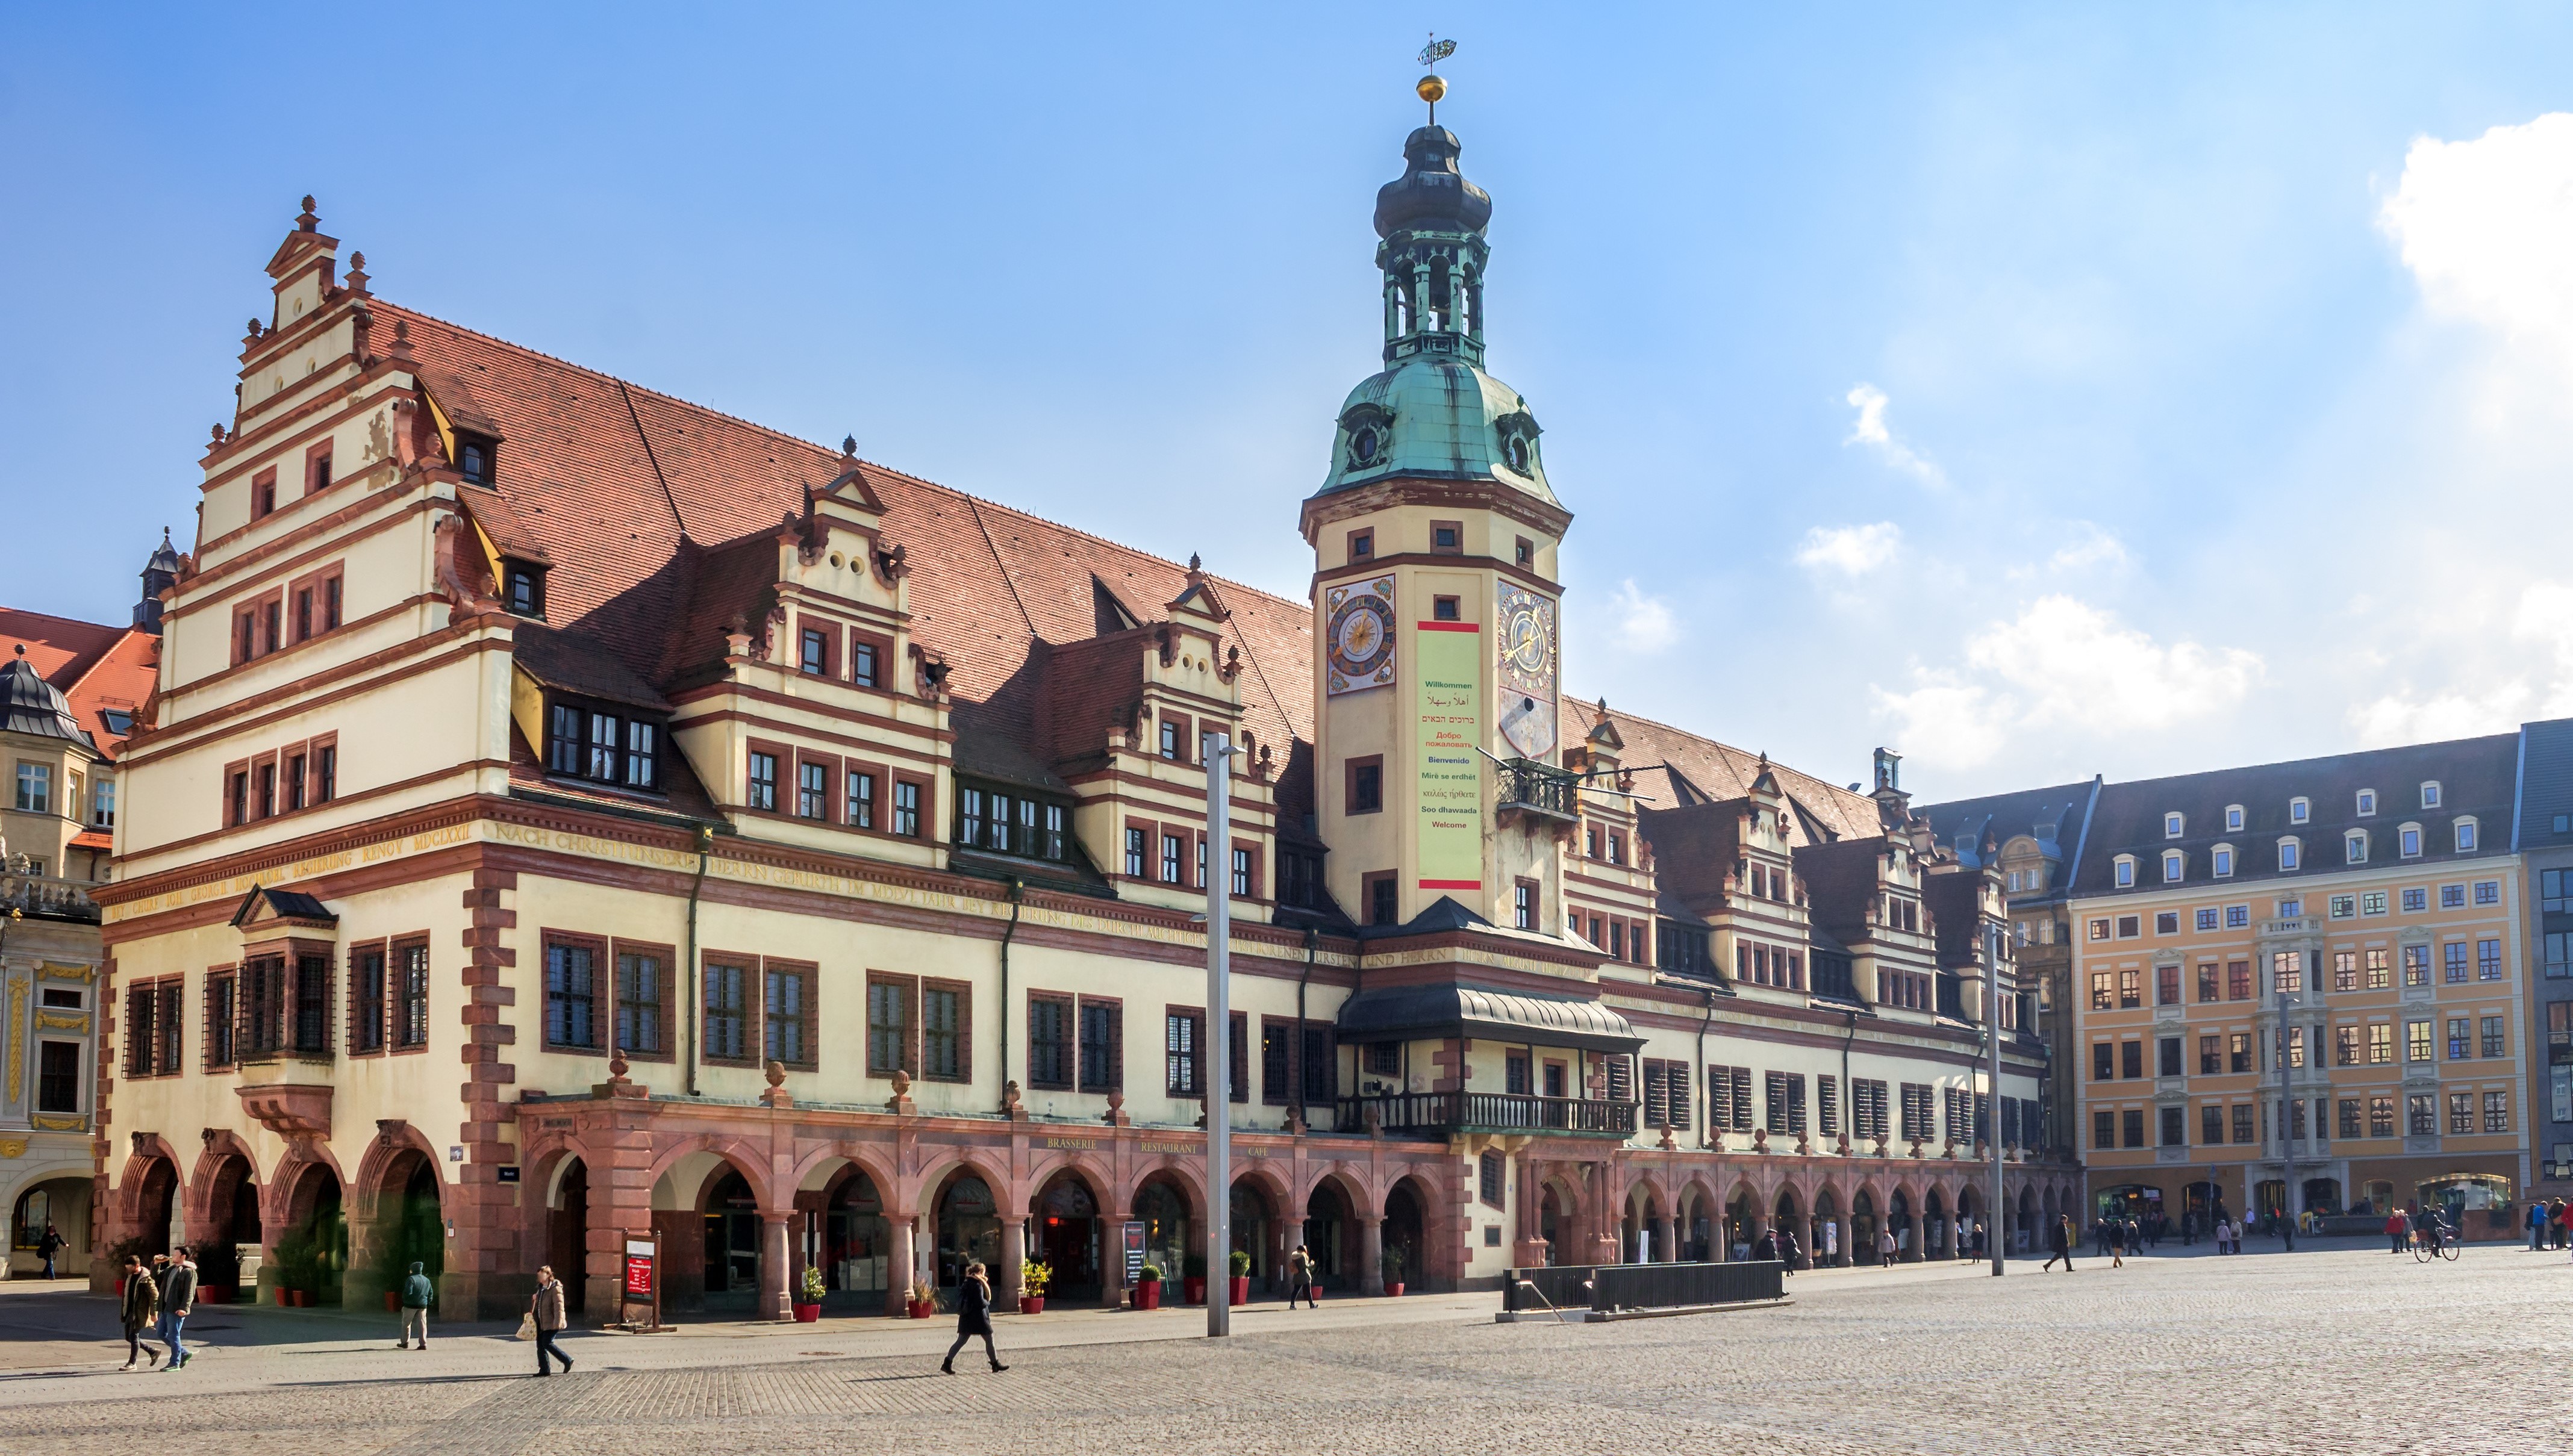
[932,1169,1002,1291]
[1383,1180,1428,1289]
[275,1163,346,1305]
[1034,1171,1103,1303]
[1307,1181,1354,1287]
[546,1159,588,1317]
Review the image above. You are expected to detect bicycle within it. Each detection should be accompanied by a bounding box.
[2412,1222,2460,1262]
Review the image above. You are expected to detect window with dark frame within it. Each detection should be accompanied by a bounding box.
[1080,998,1122,1093]
[1029,995,1071,1089]
[799,760,829,820]
[747,751,778,812]
[867,978,909,1075]
[351,947,385,1054]
[800,627,829,676]
[35,1041,80,1113]
[292,953,331,1055]
[893,780,921,836]
[922,984,964,1080]
[396,942,429,1048]
[847,770,876,828]
[765,965,806,1066]
[545,939,597,1050]
[1347,758,1383,814]
[703,962,747,1062]
[1165,1010,1201,1096]
[617,950,664,1056]
[852,639,879,687]
[204,975,237,1069]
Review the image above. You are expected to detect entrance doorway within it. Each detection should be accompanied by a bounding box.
[1229,1180,1273,1289]
[934,1172,1001,1290]
[547,1159,588,1316]
[1305,1181,1352,1288]
[701,1170,761,1310]
[1811,1189,1842,1266]
[1136,1177,1194,1288]
[1383,1181,1427,1289]
[278,1164,346,1305]
[376,1156,445,1312]
[1035,1175,1102,1301]
[134,1159,178,1258]
[1850,1191,1879,1261]
[824,1168,890,1307]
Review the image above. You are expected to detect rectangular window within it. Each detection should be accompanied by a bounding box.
[2196,963,2218,1003]
[2092,1042,2114,1081]
[204,975,236,1070]
[1368,874,1398,927]
[1028,995,1073,1090]
[2448,1092,2474,1135]
[851,639,879,688]
[2403,944,2430,986]
[800,627,829,676]
[2478,938,2502,980]
[2227,904,2250,929]
[1347,758,1383,814]
[2365,948,2389,989]
[2331,952,2357,992]
[2157,1036,2182,1077]
[2230,1033,2251,1074]
[1165,1010,1202,1096]
[746,751,778,812]
[2442,883,2466,909]
[1260,1018,1289,1105]
[2202,1103,2224,1145]
[292,953,331,1054]
[2157,965,2180,1005]
[2286,1026,2306,1068]
[1080,998,1123,1093]
[282,753,305,812]
[2093,1110,2116,1150]
[893,780,921,836]
[1232,845,1253,897]
[2409,1094,2436,1136]
[544,939,597,1050]
[2333,1025,2358,1066]
[1159,718,1182,761]
[918,983,965,1081]
[2370,1095,2394,1138]
[2272,950,2303,994]
[2228,960,2251,1000]
[616,950,665,1056]
[2474,879,2500,905]
[2232,1103,2254,1144]
[2118,969,2140,1008]
[2198,1034,2220,1075]
[764,965,808,1067]
[2368,1022,2392,1064]
[2121,1041,2144,1078]
[2444,942,2468,983]
[91,777,114,828]
[2403,886,2427,912]
[350,947,385,1054]
[2362,891,2387,916]
[799,760,829,820]
[703,962,747,1063]
[1513,880,1535,930]
[2089,971,2112,1011]
[2122,1109,2146,1149]
[846,770,876,828]
[865,977,911,1075]
[1161,833,1183,885]
[395,942,428,1048]
[2160,1106,2186,1147]
[16,762,51,814]
[2407,1019,2433,1063]
[1123,826,1146,876]
[2485,1089,2510,1133]
[2481,1015,2505,1058]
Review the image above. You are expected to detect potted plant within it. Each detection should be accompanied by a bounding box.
[1380,1244,1406,1298]
[907,1277,936,1319]
[1181,1252,1208,1307]
[1015,1258,1051,1314]
[1228,1248,1252,1306]
[1134,1263,1163,1310]
[794,1264,826,1322]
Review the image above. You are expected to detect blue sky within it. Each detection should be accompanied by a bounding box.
[10,4,2573,800]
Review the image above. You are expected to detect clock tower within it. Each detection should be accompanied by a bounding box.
[1302,89,1577,933]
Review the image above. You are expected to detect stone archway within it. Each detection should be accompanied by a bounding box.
[1771,1187,1806,1268]
[1811,1185,1846,1266]
[129,1156,180,1260]
[1382,1176,1431,1292]
[272,1159,346,1305]
[1033,1167,1106,1304]
[355,1149,444,1313]
[1135,1169,1202,1295]
[545,1157,590,1318]
[1681,1181,1720,1262]
[1924,1186,1949,1260]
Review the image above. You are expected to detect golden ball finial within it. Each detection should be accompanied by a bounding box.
[1417,73,1447,105]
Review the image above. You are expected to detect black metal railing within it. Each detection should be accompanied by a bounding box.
[1503,1260,1785,1314]
[1333,1091,1637,1137]
[1495,758,1579,821]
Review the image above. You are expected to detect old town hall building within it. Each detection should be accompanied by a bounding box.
[89,101,2069,1321]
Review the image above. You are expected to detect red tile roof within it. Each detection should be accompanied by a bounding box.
[376,302,1871,839]
[0,606,157,760]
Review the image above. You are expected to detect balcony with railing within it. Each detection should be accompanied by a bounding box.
[1495,758,1579,829]
[0,874,102,924]
[1334,1090,1637,1138]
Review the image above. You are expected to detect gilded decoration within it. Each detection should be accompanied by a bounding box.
[1495,582,1558,758]
[30,1115,86,1133]
[1325,576,1396,695]
[0,1138,26,1158]
[5,977,23,1095]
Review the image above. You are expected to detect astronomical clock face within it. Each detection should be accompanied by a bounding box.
[1325,576,1397,695]
[1495,583,1558,758]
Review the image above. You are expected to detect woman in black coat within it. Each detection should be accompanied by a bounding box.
[941,1260,1008,1375]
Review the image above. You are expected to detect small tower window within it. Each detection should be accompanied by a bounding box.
[1515,536,1534,569]
[1433,596,1460,622]
[456,437,495,485]
[1348,528,1374,562]
[1430,520,1462,555]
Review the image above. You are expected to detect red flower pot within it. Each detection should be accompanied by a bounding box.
[793,1303,821,1323]
[908,1299,934,1319]
[384,1290,401,1312]
[1228,1276,1249,1306]
[1132,1280,1162,1310]
[1182,1277,1206,1305]
[1018,1295,1044,1315]
[1384,1282,1405,1298]
[200,1287,230,1304]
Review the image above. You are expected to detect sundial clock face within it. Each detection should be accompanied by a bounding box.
[1325,576,1397,695]
[1495,583,1558,758]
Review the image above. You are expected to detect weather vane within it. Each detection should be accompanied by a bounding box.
[1415,33,1455,123]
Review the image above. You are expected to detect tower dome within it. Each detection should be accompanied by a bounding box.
[0,646,89,744]
[1314,116,1552,505]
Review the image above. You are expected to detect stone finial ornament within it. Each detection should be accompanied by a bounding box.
[296,194,319,231]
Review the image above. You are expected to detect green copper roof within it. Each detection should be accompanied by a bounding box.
[1317,358,1553,502]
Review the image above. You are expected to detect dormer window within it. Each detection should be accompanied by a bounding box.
[2212,844,2235,877]
[2356,789,2377,817]
[2278,836,2301,871]
[955,780,1071,863]
[2224,804,2244,832]
[544,698,661,792]
[2345,829,2368,865]
[2421,781,2442,809]
[2455,817,2478,852]
[2162,850,2184,883]
[2399,823,2422,858]
[2164,812,2185,839]
[502,560,546,618]
[2114,855,2136,889]
[456,437,495,485]
[2289,797,2310,825]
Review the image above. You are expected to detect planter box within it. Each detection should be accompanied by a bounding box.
[199,1287,232,1305]
[1228,1275,1249,1306]
[1132,1280,1162,1310]
[383,1290,401,1312]
[1018,1295,1044,1315]
[1384,1281,1405,1298]
[793,1303,821,1323]
[907,1299,934,1319]
[1181,1277,1206,1305]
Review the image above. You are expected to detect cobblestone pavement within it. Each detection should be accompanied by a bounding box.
[6,1240,2566,1455]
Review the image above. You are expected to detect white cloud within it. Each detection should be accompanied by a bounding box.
[1606,579,1679,654]
[1794,521,1901,575]
[1843,383,1948,488]
[2381,113,2573,368]
[2345,579,2573,744]
[1873,596,2262,770]
[2048,523,2127,572]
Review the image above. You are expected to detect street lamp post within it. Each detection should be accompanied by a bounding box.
[1206,734,1235,1338]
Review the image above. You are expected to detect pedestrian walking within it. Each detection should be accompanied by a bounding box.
[529,1265,573,1376]
[2553,1197,2568,1250]
[2043,1215,2074,1272]
[1754,1228,1777,1264]
[117,1254,162,1370]
[157,1247,196,1370]
[2109,1219,2125,1269]
[37,1221,64,1280]
[1780,1227,1801,1275]
[1286,1244,1317,1308]
[1971,1218,1987,1258]
[396,1261,435,1349]
[2387,1207,2409,1255]
[1876,1227,1895,1268]
[941,1259,1007,1374]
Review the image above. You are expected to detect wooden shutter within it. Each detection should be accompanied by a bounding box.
[1667,1062,1691,1131]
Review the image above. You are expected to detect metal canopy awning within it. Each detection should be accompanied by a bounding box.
[1333,983,1644,1055]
